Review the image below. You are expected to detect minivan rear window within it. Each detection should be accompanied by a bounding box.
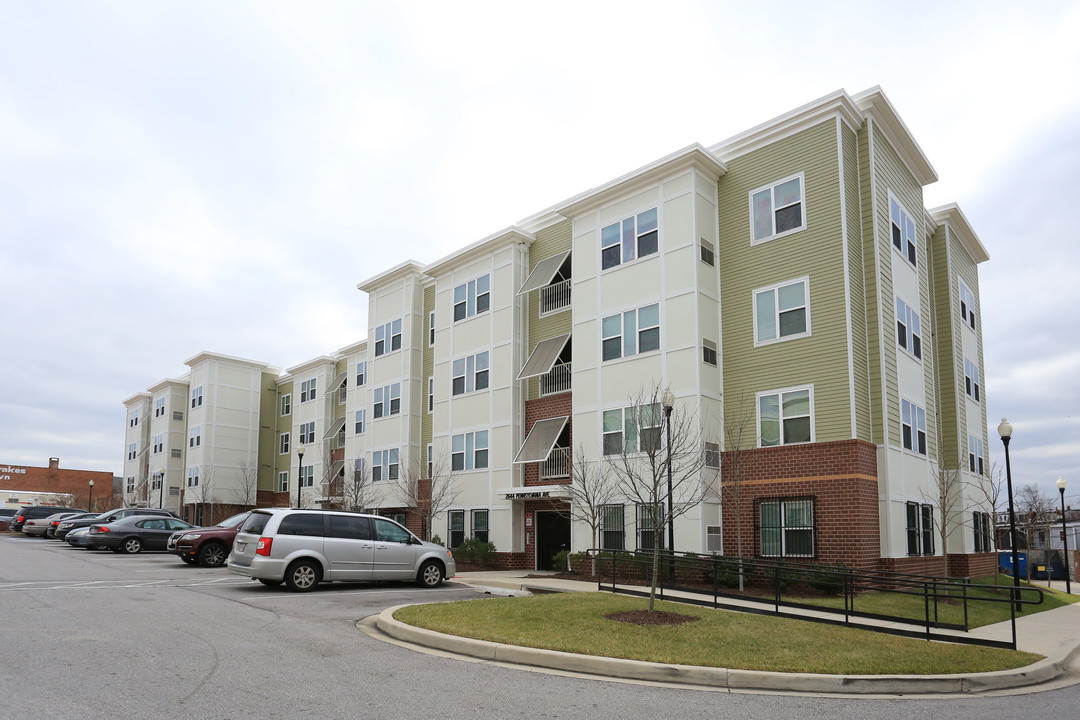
[278,514,325,537]
[240,512,272,535]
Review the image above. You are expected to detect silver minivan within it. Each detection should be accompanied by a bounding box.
[227,508,456,592]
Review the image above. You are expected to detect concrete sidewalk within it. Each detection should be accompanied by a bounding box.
[370,570,1080,695]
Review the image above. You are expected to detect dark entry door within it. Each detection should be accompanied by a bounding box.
[536,512,570,570]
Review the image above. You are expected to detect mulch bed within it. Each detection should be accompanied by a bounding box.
[605,610,699,626]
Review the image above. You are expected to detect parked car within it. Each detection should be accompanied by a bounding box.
[9,505,86,533]
[0,508,15,531]
[168,512,249,567]
[21,512,82,537]
[44,511,98,538]
[55,507,176,544]
[56,513,102,540]
[89,516,196,554]
[65,526,94,548]
[227,508,455,592]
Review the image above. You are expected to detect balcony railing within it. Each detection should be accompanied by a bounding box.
[541,447,571,480]
[540,279,571,315]
[540,362,571,396]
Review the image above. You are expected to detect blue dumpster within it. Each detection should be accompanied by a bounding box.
[999,551,1027,577]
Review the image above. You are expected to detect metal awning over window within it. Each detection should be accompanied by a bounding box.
[322,417,347,439]
[328,459,345,478]
[517,251,570,295]
[329,372,348,391]
[516,334,570,380]
[513,416,569,464]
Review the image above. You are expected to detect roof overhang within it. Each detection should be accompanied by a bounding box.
[356,260,427,294]
[929,203,990,264]
[852,86,938,186]
[423,226,534,278]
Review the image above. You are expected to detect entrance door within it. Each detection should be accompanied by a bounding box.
[536,512,570,570]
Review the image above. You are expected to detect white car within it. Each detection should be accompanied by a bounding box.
[21,512,81,537]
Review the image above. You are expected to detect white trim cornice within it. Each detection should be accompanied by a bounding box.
[929,203,989,263]
[356,260,427,294]
[852,86,937,186]
[423,226,534,278]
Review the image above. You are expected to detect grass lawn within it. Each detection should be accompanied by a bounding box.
[394,592,1043,675]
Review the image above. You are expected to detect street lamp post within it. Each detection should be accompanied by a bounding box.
[998,418,1023,612]
[296,445,306,509]
[158,468,166,510]
[1057,475,1071,595]
[661,388,675,583]
[88,479,95,513]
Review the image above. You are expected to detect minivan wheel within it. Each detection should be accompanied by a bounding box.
[284,560,320,592]
[198,543,227,568]
[417,560,444,588]
[123,537,143,554]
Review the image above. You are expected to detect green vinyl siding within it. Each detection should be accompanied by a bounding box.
[929,222,962,468]
[334,358,347,421]
[858,119,884,445]
[842,121,871,442]
[717,119,852,442]
[951,226,988,465]
[275,380,294,478]
[422,284,435,449]
[527,218,573,402]
[257,372,279,492]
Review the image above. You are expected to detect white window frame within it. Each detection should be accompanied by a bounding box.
[964,357,981,403]
[372,448,399,482]
[191,386,203,409]
[601,303,660,362]
[299,421,315,445]
[373,383,401,419]
[429,311,436,346]
[280,393,291,416]
[299,465,314,488]
[279,431,290,455]
[187,467,200,487]
[968,433,985,475]
[753,276,810,346]
[889,191,918,268]
[958,278,977,330]
[355,362,366,387]
[453,274,490,322]
[451,352,489,396]
[127,443,137,460]
[125,477,135,494]
[354,409,366,435]
[602,403,662,456]
[749,172,805,245]
[374,318,402,356]
[189,426,201,448]
[901,398,927,455]
[451,430,489,471]
[756,385,814,447]
[155,397,166,417]
[427,376,434,412]
[153,434,163,454]
[600,207,659,271]
[278,471,289,492]
[426,443,433,479]
[896,296,923,360]
[300,378,317,403]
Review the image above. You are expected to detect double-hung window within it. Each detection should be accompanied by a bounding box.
[451,431,489,471]
[280,393,291,416]
[187,467,200,487]
[300,378,316,403]
[901,399,927,455]
[191,387,203,408]
[154,397,166,417]
[750,173,805,244]
[601,207,659,270]
[354,410,366,435]
[452,352,489,395]
[964,358,981,402]
[968,433,984,475]
[129,409,139,427]
[127,443,137,460]
[279,432,290,455]
[374,319,402,356]
[429,311,436,345]
[601,303,659,361]
[602,403,662,456]
[896,297,923,359]
[299,421,315,444]
[189,426,201,448]
[757,386,812,447]
[125,477,135,494]
[959,278,977,330]
[278,471,288,492]
[355,362,366,386]
[601,504,625,550]
[427,377,434,412]
[454,275,490,321]
[754,277,809,344]
[373,383,401,419]
[372,448,399,482]
[906,502,934,555]
[890,194,918,267]
[153,434,163,454]
[299,465,314,488]
[760,498,814,557]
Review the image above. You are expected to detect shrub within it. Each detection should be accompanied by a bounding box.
[454,537,497,565]
[806,563,848,595]
[430,534,443,546]
[552,549,570,571]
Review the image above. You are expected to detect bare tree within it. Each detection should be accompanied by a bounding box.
[720,393,755,591]
[233,459,260,507]
[557,443,620,575]
[393,453,459,542]
[338,458,382,512]
[969,461,1004,551]
[924,460,966,580]
[607,387,710,611]
[195,465,216,524]
[1016,483,1056,582]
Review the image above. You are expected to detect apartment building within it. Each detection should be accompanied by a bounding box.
[121,86,992,575]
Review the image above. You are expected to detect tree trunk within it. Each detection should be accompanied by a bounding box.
[649,541,660,611]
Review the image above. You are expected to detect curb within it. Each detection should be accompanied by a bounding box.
[374,603,1077,695]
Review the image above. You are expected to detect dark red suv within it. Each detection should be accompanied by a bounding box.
[167,512,249,567]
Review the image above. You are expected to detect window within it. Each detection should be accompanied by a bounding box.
[757,387,812,447]
[454,275,490,321]
[373,383,401,418]
[895,297,923,359]
[601,303,660,361]
[699,238,715,267]
[959,278,977,330]
[900,399,927,455]
[601,207,659,270]
[451,431,489,471]
[602,403,662,456]
[968,433,985,475]
[750,173,805,244]
[890,194,918,267]
[129,409,139,427]
[427,376,434,412]
[636,503,660,551]
[429,311,436,346]
[278,471,289,492]
[964,358,981,402]
[707,525,723,553]
[153,434,163,454]
[127,443,137,461]
[191,386,203,408]
[754,278,809,345]
[338,378,347,404]
[189,426,201,448]
[448,510,465,548]
[372,448,399,482]
[170,449,181,459]
[472,510,489,543]
[906,502,934,555]
[279,432,290,455]
[155,397,166,417]
[704,442,720,468]
[601,504,625,550]
[374,319,402,356]
[452,352,489,395]
[426,444,433,478]
[299,421,315,445]
[973,511,993,553]
[760,498,814,557]
[702,339,718,366]
[355,362,366,386]
[300,378,317,403]
[280,393,291,416]
[354,410,366,435]
[299,465,314,488]
[126,477,135,494]
[151,473,162,491]
[187,467,200,487]
[172,410,183,422]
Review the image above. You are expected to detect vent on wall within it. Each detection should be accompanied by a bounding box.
[707,525,723,553]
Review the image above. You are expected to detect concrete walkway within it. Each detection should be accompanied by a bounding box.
[370,570,1080,696]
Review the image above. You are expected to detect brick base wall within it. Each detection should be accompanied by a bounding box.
[946,552,999,578]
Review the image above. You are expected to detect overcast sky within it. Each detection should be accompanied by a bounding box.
[2,1,1077,506]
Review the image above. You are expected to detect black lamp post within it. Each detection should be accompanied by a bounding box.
[661,387,675,582]
[296,445,305,509]
[158,468,166,510]
[1057,475,1071,595]
[88,479,95,513]
[998,418,1022,611]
